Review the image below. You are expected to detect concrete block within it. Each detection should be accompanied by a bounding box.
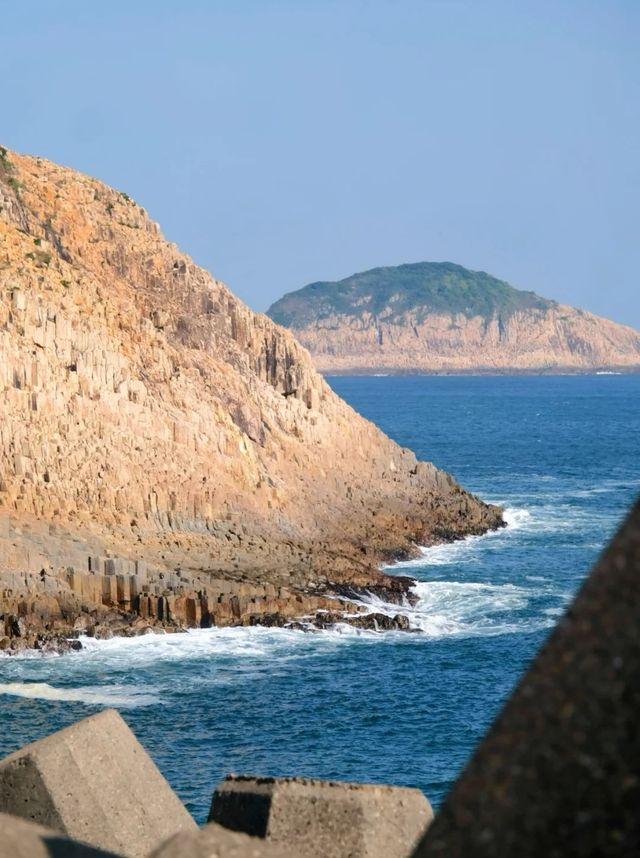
[150,821,293,858]
[0,710,196,857]
[209,775,433,858]
[0,812,121,857]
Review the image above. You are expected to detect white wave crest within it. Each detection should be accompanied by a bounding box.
[503,507,531,528]
[75,626,323,665]
[0,682,159,707]
[0,589,554,678]
[387,507,531,569]
[351,578,564,639]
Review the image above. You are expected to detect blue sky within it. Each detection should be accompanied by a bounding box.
[1,1,639,326]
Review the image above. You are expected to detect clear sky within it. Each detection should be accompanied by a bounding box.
[1,1,639,326]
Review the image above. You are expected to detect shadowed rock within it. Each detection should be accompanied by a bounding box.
[0,812,122,857]
[209,775,433,858]
[413,499,640,857]
[150,821,293,858]
[0,710,196,858]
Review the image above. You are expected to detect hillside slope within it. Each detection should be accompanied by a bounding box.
[268,262,640,373]
[0,149,501,646]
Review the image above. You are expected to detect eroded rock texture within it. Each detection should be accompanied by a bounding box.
[0,147,502,644]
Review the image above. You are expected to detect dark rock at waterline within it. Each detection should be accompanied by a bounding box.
[249,612,289,628]
[311,611,412,632]
[5,615,26,638]
[33,637,83,654]
[0,632,85,656]
[0,576,419,652]
[331,578,419,608]
[247,608,414,633]
[346,612,412,632]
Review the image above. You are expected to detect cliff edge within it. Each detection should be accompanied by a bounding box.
[0,148,501,647]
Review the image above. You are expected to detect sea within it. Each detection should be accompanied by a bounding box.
[1,374,638,822]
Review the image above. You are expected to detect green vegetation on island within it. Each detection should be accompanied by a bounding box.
[267,262,555,327]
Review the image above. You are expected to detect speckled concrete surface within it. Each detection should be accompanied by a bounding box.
[210,775,432,858]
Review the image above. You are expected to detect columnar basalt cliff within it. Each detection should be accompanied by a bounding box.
[0,148,501,648]
[267,262,640,373]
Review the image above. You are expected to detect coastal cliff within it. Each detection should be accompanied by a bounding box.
[267,262,640,373]
[0,148,502,649]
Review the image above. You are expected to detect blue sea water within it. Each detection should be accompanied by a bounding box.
[0,375,638,822]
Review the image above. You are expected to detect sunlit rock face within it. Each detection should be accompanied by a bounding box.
[0,148,501,633]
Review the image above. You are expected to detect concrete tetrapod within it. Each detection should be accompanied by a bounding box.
[209,775,433,858]
[0,812,123,858]
[0,710,196,858]
[150,820,294,858]
[413,499,640,857]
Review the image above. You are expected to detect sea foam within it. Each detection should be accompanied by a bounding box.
[0,681,159,708]
[349,577,561,639]
[386,507,531,570]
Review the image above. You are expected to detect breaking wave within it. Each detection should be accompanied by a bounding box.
[350,577,566,639]
[387,507,531,570]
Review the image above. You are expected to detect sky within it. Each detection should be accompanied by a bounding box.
[1,1,639,326]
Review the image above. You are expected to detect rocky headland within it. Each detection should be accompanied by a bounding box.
[267,262,640,374]
[0,148,502,652]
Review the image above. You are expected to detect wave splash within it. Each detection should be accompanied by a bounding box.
[0,504,571,677]
[365,505,571,637]
[351,577,562,639]
[386,507,531,570]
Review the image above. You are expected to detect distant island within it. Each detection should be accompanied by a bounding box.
[267,262,640,374]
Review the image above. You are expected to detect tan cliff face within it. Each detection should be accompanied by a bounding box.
[285,306,640,374]
[0,146,501,623]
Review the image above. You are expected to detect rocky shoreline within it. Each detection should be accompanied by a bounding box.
[0,571,420,655]
[0,523,507,655]
[0,146,504,655]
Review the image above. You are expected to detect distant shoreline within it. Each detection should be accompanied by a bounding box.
[322,366,640,378]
